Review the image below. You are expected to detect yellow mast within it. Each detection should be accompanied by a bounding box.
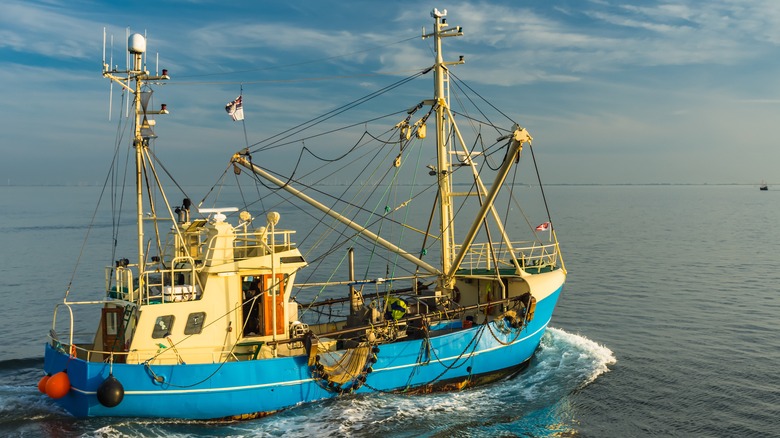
[424,10,534,284]
[424,9,463,287]
[130,39,145,287]
[102,33,169,296]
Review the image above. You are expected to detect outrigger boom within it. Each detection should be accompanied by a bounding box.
[231,153,441,276]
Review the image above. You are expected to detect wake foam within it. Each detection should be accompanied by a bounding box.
[249,327,616,437]
[536,327,617,387]
[0,328,614,437]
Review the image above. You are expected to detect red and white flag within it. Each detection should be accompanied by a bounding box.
[535,221,551,231]
[225,95,244,121]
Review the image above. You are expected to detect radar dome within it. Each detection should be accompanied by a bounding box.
[128,33,146,54]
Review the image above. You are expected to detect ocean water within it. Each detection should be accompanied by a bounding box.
[1,184,778,437]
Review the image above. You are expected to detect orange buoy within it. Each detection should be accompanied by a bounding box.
[45,371,71,399]
[37,374,51,394]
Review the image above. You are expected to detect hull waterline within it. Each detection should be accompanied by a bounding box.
[44,287,562,419]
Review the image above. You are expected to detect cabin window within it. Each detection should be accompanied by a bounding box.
[184,312,206,335]
[152,315,175,338]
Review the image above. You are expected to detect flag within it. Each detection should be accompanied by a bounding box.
[225,95,244,121]
[535,221,551,231]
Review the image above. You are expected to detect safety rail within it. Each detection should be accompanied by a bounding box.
[141,256,201,305]
[232,228,296,260]
[105,225,298,306]
[105,260,202,305]
[454,241,561,272]
[165,226,297,262]
[106,265,135,301]
[49,300,117,360]
[49,301,253,364]
[49,336,253,365]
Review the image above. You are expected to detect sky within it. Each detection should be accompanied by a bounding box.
[2,0,780,185]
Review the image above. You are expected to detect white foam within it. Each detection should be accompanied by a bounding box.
[81,426,133,438]
[538,327,617,387]
[275,327,617,435]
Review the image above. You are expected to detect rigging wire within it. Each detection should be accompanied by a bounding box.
[111,91,132,266]
[237,163,441,299]
[160,70,426,87]
[175,35,420,80]
[287,130,406,286]
[196,165,232,210]
[250,105,433,240]
[248,70,428,153]
[141,149,164,262]
[232,163,435,304]
[449,71,518,127]
[64,112,131,299]
[204,68,427,226]
[239,84,250,149]
[390,132,426,279]
[206,48,553,301]
[145,148,192,202]
[528,143,554,230]
[449,74,506,137]
[240,157,434,243]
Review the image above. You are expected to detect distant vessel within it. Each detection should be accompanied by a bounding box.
[760,180,768,190]
[40,9,566,419]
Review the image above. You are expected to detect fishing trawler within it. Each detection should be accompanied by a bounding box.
[41,9,567,419]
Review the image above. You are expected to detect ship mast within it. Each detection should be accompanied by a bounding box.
[425,10,533,286]
[425,9,463,286]
[130,37,146,285]
[103,33,169,292]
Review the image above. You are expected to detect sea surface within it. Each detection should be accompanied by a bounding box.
[1,184,778,437]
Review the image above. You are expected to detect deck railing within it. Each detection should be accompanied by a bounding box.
[453,240,560,272]
[166,226,297,262]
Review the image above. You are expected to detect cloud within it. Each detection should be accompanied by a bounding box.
[392,0,780,87]
[0,0,104,60]
[185,23,370,65]
[3,0,780,185]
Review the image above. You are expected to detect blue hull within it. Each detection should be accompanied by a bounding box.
[44,286,561,419]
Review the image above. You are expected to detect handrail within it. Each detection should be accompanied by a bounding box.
[180,226,297,261]
[50,300,120,356]
[453,240,560,272]
[51,302,75,352]
[268,293,532,347]
[552,229,567,274]
[141,257,202,304]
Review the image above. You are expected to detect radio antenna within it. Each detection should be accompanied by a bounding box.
[109,34,114,121]
[125,27,130,116]
[143,30,148,71]
[103,28,110,121]
[102,27,106,65]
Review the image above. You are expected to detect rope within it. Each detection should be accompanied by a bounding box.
[360,323,487,395]
[140,272,302,388]
[484,317,524,346]
[248,72,426,154]
[449,72,517,127]
[528,143,554,231]
[63,124,130,299]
